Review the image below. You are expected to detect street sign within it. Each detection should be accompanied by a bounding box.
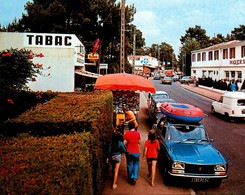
[99,63,108,69]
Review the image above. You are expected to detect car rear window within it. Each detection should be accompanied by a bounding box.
[237,99,245,106]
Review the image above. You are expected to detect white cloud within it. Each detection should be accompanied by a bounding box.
[133,10,161,44]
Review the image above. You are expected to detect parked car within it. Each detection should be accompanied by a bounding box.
[153,74,161,80]
[211,92,245,122]
[153,116,228,187]
[147,91,170,121]
[162,77,173,85]
[160,73,165,78]
[179,76,194,84]
[172,75,180,82]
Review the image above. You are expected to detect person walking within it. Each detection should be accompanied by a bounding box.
[123,121,141,185]
[231,80,237,91]
[107,132,126,190]
[143,130,160,187]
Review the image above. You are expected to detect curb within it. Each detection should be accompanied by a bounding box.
[175,82,222,101]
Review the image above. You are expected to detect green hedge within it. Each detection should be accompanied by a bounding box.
[0,90,58,123]
[1,91,113,137]
[0,133,94,194]
[0,91,113,194]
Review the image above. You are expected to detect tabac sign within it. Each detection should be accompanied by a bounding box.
[24,33,83,48]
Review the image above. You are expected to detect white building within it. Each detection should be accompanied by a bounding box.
[191,40,245,82]
[127,55,160,73]
[0,32,98,92]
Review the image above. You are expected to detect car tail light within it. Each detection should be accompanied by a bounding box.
[232,110,234,114]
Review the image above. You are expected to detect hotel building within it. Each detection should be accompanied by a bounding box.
[191,40,245,82]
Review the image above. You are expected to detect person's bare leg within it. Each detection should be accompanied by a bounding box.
[148,161,152,178]
[112,162,121,189]
[151,161,157,186]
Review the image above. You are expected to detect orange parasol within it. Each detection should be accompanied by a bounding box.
[94,73,156,93]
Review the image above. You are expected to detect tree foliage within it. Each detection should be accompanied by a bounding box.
[0,48,40,95]
[4,0,141,73]
[231,25,245,40]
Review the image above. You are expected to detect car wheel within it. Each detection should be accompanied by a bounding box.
[225,113,235,123]
[211,106,216,115]
[163,167,173,186]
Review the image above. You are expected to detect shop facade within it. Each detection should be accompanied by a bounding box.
[191,40,245,82]
[0,32,87,92]
[127,55,160,74]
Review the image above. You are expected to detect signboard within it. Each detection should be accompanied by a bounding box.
[99,63,108,75]
[99,63,108,69]
[141,58,148,64]
[88,52,99,61]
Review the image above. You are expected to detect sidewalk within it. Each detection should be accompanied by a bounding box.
[102,93,195,195]
[175,82,224,101]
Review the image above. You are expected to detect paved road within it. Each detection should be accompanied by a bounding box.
[152,80,245,195]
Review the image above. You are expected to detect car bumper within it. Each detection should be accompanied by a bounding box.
[169,172,228,179]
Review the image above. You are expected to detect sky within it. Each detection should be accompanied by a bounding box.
[1,0,245,54]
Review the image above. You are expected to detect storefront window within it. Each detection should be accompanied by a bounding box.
[202,70,207,77]
[225,71,229,79]
[237,71,242,79]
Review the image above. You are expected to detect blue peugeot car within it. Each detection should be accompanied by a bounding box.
[153,116,228,187]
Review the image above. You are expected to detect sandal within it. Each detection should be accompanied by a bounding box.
[151,183,155,187]
[112,184,117,190]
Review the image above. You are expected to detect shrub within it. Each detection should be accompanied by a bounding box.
[0,90,113,194]
[1,91,113,137]
[0,133,95,194]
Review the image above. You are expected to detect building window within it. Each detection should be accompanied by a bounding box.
[225,71,229,79]
[237,71,242,79]
[241,46,245,58]
[197,53,201,61]
[202,70,207,77]
[230,48,235,59]
[193,70,196,74]
[202,52,206,61]
[208,51,213,61]
[214,50,219,60]
[192,54,196,62]
[231,71,235,78]
[223,49,228,59]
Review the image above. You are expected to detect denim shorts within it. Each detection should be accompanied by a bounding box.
[111,154,122,163]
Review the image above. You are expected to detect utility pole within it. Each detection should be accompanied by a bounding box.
[120,0,125,73]
[133,27,136,74]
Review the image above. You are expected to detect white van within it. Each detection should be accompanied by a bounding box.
[211,92,245,122]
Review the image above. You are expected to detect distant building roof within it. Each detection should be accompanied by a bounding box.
[192,40,245,53]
